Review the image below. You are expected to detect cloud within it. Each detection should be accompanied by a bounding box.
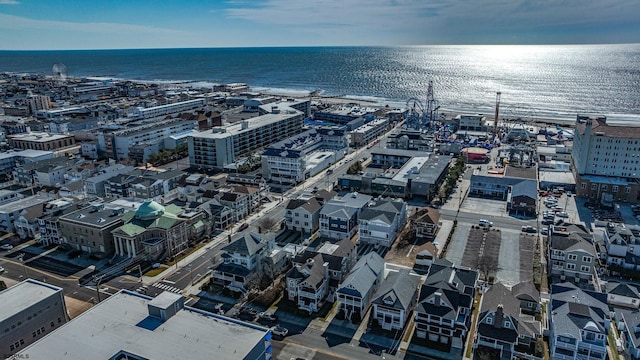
[222,0,640,44]
[0,0,19,4]
[0,12,187,35]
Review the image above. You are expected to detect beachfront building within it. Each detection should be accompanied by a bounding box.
[97,118,197,161]
[350,118,389,147]
[261,128,347,186]
[1,279,69,358]
[14,290,273,360]
[129,98,206,120]
[314,104,378,125]
[572,115,640,204]
[188,102,306,169]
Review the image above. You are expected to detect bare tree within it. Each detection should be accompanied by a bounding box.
[259,217,277,232]
[475,253,498,282]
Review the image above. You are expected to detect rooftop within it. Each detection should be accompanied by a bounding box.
[17,290,270,360]
[0,279,63,324]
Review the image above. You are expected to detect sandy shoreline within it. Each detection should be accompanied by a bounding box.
[304,94,578,128]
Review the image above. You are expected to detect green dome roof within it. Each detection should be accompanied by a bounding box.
[135,200,165,220]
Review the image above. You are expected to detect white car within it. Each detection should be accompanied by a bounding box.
[271,325,288,337]
[0,266,4,274]
[557,212,569,218]
[0,244,12,250]
[479,219,493,227]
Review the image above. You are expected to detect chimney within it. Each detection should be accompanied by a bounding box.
[434,291,442,306]
[495,304,504,328]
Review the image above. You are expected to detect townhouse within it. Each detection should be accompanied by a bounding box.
[357,197,407,248]
[336,252,385,322]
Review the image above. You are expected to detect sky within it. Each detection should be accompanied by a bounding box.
[0,0,639,50]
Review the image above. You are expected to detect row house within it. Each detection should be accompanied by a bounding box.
[285,197,322,235]
[549,283,609,360]
[614,308,640,360]
[371,269,421,331]
[601,222,640,271]
[14,156,76,187]
[474,282,542,360]
[286,238,356,313]
[414,207,440,242]
[127,169,185,203]
[548,224,598,289]
[83,164,135,197]
[336,252,385,322]
[38,199,77,246]
[212,232,273,293]
[414,259,478,354]
[358,198,407,248]
[286,254,330,314]
[319,192,372,240]
[606,281,640,309]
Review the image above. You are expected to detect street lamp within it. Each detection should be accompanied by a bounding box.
[17,253,27,278]
[188,265,194,285]
[93,275,105,303]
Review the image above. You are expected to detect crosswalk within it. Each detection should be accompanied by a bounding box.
[153,282,183,294]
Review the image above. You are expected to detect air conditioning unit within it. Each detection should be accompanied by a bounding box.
[560,275,566,281]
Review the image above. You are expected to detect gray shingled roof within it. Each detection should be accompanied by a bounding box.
[337,252,384,298]
[550,283,609,340]
[616,309,640,350]
[223,232,267,257]
[606,281,640,298]
[371,270,420,311]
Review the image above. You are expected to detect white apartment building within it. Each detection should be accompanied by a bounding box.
[261,128,347,186]
[130,98,206,119]
[189,106,305,169]
[98,118,196,161]
[350,118,389,147]
[572,115,640,202]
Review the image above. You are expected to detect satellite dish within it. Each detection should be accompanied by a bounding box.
[52,63,68,80]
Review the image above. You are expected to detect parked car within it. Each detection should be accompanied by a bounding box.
[557,212,569,218]
[542,218,554,225]
[258,312,278,321]
[271,325,289,337]
[238,223,249,231]
[0,266,4,273]
[0,244,13,250]
[555,219,564,225]
[521,226,536,233]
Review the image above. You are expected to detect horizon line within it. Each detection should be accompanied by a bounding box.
[1,42,639,52]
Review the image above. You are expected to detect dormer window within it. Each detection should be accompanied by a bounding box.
[486,317,492,325]
[505,321,511,328]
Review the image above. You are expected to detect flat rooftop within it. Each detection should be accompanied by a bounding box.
[0,193,52,214]
[0,279,63,324]
[18,290,269,360]
[8,132,73,142]
[191,107,302,140]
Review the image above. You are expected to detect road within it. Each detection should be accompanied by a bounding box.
[0,254,102,304]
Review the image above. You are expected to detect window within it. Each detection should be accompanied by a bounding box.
[567,263,576,270]
[568,254,577,261]
[505,321,511,328]
[581,183,587,189]
[582,256,592,263]
[581,265,590,272]
[591,184,597,190]
[626,187,632,193]
[613,185,619,192]
[602,185,608,191]
[486,317,492,325]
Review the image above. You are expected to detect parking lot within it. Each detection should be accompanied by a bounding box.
[445,225,535,286]
[460,197,508,217]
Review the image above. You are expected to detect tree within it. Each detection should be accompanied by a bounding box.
[258,217,277,232]
[475,253,498,282]
[347,161,363,174]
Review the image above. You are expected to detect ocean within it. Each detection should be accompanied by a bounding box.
[1,45,639,124]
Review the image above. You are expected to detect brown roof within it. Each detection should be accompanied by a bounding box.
[576,117,640,138]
